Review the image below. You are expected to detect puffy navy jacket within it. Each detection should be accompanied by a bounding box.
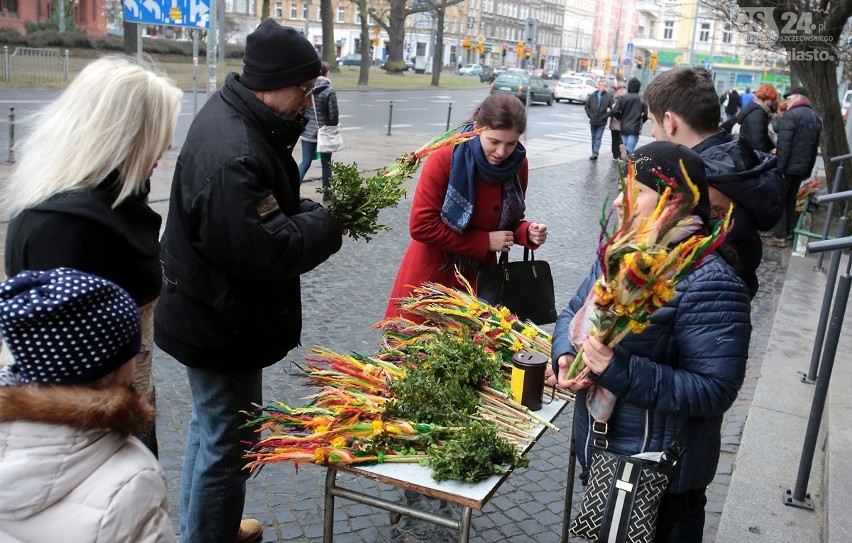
[552,254,751,493]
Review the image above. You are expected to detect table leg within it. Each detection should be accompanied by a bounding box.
[324,468,337,543]
[561,435,577,543]
[457,505,473,543]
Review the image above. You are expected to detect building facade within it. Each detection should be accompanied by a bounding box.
[0,0,107,36]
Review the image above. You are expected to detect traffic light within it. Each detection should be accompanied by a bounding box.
[604,57,612,72]
[649,51,658,71]
[516,41,524,58]
[525,47,531,59]
[502,43,508,59]
[636,55,644,70]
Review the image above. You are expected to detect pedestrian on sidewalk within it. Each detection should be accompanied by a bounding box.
[154,19,343,543]
[1,56,182,458]
[735,83,777,154]
[612,77,647,156]
[763,86,822,248]
[0,268,175,543]
[298,60,340,197]
[385,93,548,322]
[549,142,751,543]
[608,85,627,161]
[723,89,741,122]
[584,80,614,160]
[642,68,783,297]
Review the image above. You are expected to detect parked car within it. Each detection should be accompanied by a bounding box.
[459,63,484,76]
[479,65,495,82]
[842,90,851,122]
[338,54,362,66]
[489,73,554,106]
[554,75,597,104]
[381,58,415,72]
[531,68,558,80]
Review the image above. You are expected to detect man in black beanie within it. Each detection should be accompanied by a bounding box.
[155,18,343,543]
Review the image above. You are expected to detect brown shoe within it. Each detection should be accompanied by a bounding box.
[761,236,787,248]
[237,519,263,543]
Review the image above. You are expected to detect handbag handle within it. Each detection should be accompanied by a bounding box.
[496,248,538,280]
[591,417,700,468]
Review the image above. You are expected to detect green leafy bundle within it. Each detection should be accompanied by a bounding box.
[426,422,530,482]
[320,161,406,242]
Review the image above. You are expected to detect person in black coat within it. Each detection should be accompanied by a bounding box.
[298,60,340,197]
[2,56,183,458]
[764,86,823,247]
[154,20,343,543]
[724,89,741,121]
[643,68,783,297]
[735,83,777,153]
[584,79,614,160]
[612,78,647,155]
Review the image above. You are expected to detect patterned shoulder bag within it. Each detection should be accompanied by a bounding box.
[569,418,698,543]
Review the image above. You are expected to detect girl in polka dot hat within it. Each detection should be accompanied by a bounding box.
[0,268,176,541]
[0,267,141,385]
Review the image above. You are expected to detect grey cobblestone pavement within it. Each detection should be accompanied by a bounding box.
[1,130,787,542]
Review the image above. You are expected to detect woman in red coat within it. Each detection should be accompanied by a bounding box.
[385,93,549,321]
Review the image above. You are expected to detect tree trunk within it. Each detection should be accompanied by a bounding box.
[321,0,337,72]
[793,59,852,192]
[385,0,407,69]
[430,9,445,87]
[356,0,370,86]
[260,0,269,19]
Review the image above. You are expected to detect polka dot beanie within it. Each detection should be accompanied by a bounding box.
[0,268,141,385]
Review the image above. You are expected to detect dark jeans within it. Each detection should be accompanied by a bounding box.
[298,139,332,190]
[772,174,806,239]
[655,489,707,543]
[610,129,622,159]
[590,124,605,157]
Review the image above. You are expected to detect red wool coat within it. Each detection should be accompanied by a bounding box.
[385,144,534,321]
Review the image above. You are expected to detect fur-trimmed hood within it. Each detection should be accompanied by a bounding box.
[0,385,153,520]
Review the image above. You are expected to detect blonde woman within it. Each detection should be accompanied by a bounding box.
[2,56,182,457]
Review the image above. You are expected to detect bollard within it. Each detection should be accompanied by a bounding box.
[7,106,15,164]
[387,100,393,136]
[63,49,69,81]
[3,45,8,82]
[446,102,453,131]
[786,271,852,510]
[804,208,848,383]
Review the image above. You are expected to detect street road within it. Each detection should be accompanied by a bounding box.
[0,86,598,157]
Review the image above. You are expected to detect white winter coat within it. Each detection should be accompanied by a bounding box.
[0,384,176,543]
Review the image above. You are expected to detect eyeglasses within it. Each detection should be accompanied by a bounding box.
[297,82,317,97]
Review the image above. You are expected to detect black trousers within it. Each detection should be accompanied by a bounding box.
[655,488,707,543]
[610,129,622,159]
[772,174,806,239]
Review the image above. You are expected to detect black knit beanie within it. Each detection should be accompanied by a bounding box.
[628,141,711,225]
[241,19,321,92]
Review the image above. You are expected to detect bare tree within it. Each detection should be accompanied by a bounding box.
[704,0,852,190]
[349,0,372,86]
[260,0,270,19]
[368,0,464,74]
[321,0,339,73]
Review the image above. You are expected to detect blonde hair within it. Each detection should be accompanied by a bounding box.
[3,56,183,217]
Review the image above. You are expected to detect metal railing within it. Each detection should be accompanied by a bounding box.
[786,188,852,511]
[2,46,69,83]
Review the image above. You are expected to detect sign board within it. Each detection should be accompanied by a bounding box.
[611,54,619,63]
[477,34,485,44]
[623,58,631,65]
[626,42,634,60]
[123,0,210,28]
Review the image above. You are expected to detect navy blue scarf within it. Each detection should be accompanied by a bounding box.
[441,124,527,234]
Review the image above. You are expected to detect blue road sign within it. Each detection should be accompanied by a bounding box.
[626,42,634,60]
[123,0,210,29]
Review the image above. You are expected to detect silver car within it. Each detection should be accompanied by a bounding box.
[554,75,597,104]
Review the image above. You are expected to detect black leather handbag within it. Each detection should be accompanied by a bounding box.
[475,248,557,325]
[570,419,697,543]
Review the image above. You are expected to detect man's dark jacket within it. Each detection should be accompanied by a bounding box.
[694,132,783,297]
[776,100,822,177]
[612,81,646,136]
[155,73,342,373]
[584,89,614,127]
